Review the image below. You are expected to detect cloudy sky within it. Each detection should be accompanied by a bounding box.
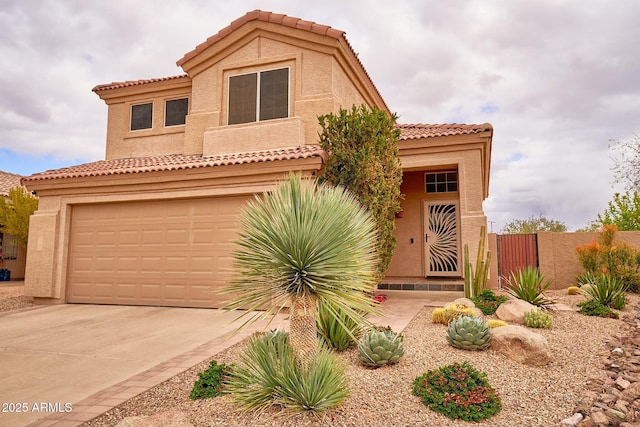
[1,0,638,231]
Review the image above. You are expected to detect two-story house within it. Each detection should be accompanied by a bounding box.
[22,10,492,307]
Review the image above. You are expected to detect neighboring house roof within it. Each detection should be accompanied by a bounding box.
[0,171,23,195]
[397,123,493,140]
[23,145,326,182]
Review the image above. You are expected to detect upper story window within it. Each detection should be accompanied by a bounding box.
[165,98,189,127]
[228,67,289,125]
[425,171,458,193]
[130,103,153,131]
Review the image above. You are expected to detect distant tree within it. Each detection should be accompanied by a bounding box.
[0,187,39,248]
[610,133,640,192]
[597,192,640,231]
[575,221,601,233]
[500,214,567,234]
[318,105,403,277]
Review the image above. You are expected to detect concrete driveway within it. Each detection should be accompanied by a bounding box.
[0,304,286,427]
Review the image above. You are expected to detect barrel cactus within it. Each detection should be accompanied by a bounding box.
[358,327,404,367]
[432,308,447,324]
[487,319,507,328]
[442,304,475,324]
[567,286,580,295]
[447,315,491,350]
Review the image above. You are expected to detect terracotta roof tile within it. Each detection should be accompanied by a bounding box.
[0,171,23,195]
[92,74,190,92]
[23,145,325,182]
[397,123,493,140]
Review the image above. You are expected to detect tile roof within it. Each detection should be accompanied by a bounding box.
[92,74,190,92]
[397,123,493,140]
[23,145,325,182]
[0,171,24,195]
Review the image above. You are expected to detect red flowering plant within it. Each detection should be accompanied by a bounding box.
[576,224,640,292]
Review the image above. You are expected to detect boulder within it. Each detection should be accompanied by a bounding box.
[451,297,475,308]
[116,411,193,427]
[495,299,536,324]
[490,325,552,366]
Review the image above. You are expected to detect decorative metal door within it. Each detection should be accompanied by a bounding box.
[423,201,461,277]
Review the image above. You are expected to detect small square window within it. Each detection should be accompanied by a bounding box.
[165,98,188,127]
[425,170,458,194]
[131,103,153,131]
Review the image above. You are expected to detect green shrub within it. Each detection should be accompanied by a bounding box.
[226,332,348,415]
[580,273,627,309]
[190,360,231,400]
[412,361,502,422]
[577,300,619,319]
[317,300,362,351]
[471,289,508,315]
[505,266,554,309]
[523,308,553,329]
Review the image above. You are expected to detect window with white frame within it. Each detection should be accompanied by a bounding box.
[425,171,458,194]
[130,103,153,131]
[228,67,289,125]
[165,98,189,127]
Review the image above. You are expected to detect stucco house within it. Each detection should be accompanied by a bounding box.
[0,170,27,280]
[22,10,492,307]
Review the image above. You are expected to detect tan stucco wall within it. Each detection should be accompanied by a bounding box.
[386,140,488,278]
[538,231,640,289]
[99,28,382,160]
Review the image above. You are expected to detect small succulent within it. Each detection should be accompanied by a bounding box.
[447,315,491,350]
[523,308,553,329]
[358,327,404,367]
[567,286,581,295]
[431,308,447,324]
[487,319,508,328]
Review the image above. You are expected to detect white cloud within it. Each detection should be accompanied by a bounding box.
[1,0,639,230]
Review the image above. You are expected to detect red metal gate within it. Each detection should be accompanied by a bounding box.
[496,234,538,287]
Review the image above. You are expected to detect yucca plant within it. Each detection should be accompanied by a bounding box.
[226,332,348,415]
[505,266,555,309]
[221,174,379,366]
[580,273,627,310]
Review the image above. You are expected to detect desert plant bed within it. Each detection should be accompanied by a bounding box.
[79,290,640,427]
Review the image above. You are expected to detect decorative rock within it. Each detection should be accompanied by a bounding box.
[614,348,625,355]
[562,412,584,427]
[621,383,640,403]
[115,411,193,427]
[450,298,475,308]
[490,325,552,366]
[471,307,485,318]
[591,410,609,425]
[495,299,536,324]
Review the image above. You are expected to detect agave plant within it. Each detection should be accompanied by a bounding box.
[221,174,379,365]
[505,266,555,309]
[580,273,627,310]
[358,327,404,367]
[446,315,491,350]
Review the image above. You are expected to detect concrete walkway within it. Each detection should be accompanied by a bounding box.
[0,291,455,427]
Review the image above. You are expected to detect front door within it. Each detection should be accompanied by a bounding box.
[423,200,461,277]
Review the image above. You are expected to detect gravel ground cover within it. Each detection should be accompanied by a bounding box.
[0,282,34,312]
[78,290,639,427]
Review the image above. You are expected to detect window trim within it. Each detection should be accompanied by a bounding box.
[130,102,153,131]
[227,66,291,125]
[425,170,459,194]
[164,97,189,128]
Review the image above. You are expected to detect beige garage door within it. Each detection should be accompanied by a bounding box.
[67,196,248,308]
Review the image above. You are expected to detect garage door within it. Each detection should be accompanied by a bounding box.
[67,196,249,308]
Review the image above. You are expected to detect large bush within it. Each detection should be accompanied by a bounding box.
[318,105,402,277]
